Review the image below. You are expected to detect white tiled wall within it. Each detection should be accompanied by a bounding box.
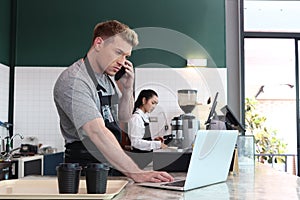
[135,67,227,137]
[14,67,66,151]
[12,66,226,151]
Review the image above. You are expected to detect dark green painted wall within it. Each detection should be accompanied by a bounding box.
[15,0,225,67]
[0,0,11,65]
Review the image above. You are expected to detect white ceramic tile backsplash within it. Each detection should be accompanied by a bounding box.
[12,66,226,151]
[135,67,227,137]
[14,67,66,151]
[0,63,10,141]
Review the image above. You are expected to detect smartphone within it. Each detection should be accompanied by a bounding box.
[115,66,126,81]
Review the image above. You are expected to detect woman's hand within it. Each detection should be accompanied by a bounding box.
[160,143,168,149]
[154,136,168,149]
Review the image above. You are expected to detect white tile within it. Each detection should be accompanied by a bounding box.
[14,67,66,152]
[135,67,227,135]
[12,66,227,151]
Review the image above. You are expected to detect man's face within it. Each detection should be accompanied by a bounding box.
[96,35,132,75]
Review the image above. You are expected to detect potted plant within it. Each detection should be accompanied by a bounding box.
[245,98,287,164]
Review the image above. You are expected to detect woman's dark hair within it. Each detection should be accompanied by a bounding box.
[133,89,158,113]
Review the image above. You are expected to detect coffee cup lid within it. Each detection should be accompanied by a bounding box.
[57,163,81,170]
[85,163,109,170]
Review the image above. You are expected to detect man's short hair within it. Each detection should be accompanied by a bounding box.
[93,20,139,47]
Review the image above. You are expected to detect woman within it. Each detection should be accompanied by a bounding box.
[128,89,168,152]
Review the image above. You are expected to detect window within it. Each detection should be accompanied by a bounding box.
[244,1,300,33]
[242,0,300,174]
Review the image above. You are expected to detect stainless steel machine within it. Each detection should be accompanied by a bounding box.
[170,89,199,149]
[153,90,199,172]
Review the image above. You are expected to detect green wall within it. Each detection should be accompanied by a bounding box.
[0,0,12,65]
[15,0,225,67]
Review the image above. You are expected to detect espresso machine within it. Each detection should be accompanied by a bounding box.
[170,89,199,149]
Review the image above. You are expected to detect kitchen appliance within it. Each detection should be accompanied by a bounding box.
[10,155,44,179]
[20,144,38,155]
[152,89,199,172]
[171,89,199,149]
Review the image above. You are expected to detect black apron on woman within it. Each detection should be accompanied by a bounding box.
[64,56,123,176]
[127,111,154,169]
[131,111,153,153]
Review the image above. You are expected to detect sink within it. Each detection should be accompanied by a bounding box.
[0,161,12,180]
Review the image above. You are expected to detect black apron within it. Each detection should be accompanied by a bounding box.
[64,57,123,176]
[131,112,153,153]
[127,111,154,169]
[83,56,122,142]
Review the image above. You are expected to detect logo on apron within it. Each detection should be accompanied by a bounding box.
[102,105,114,123]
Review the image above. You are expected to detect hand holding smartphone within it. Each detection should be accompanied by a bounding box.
[115,59,132,81]
[114,66,126,81]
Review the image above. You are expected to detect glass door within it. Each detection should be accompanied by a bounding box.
[244,38,296,173]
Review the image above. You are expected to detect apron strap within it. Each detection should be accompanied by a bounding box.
[134,111,152,140]
[84,56,107,92]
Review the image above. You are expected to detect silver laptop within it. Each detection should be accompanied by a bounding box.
[138,130,238,191]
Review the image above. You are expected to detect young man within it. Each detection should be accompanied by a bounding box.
[53,20,173,183]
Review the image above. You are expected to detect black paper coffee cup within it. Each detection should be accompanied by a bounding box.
[85,163,110,194]
[56,163,82,194]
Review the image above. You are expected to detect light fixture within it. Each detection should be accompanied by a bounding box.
[187,58,207,67]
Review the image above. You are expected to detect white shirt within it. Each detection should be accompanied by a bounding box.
[128,108,161,151]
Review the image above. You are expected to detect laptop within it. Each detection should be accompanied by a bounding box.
[138,129,238,191]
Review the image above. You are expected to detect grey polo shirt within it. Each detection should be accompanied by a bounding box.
[53,59,116,144]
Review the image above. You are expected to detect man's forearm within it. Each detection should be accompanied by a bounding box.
[118,87,134,122]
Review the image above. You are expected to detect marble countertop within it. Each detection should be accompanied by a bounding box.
[112,165,300,200]
[4,164,300,200]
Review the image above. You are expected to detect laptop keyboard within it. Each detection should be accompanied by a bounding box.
[162,180,186,187]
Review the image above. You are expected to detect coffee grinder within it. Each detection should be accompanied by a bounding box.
[153,90,199,172]
[171,89,199,149]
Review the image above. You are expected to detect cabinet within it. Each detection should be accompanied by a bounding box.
[10,155,44,179]
[43,152,64,175]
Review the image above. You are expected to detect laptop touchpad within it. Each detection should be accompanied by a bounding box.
[162,180,186,187]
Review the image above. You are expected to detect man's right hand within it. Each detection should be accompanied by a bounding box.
[126,171,174,183]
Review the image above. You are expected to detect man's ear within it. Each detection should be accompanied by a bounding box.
[94,37,104,50]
